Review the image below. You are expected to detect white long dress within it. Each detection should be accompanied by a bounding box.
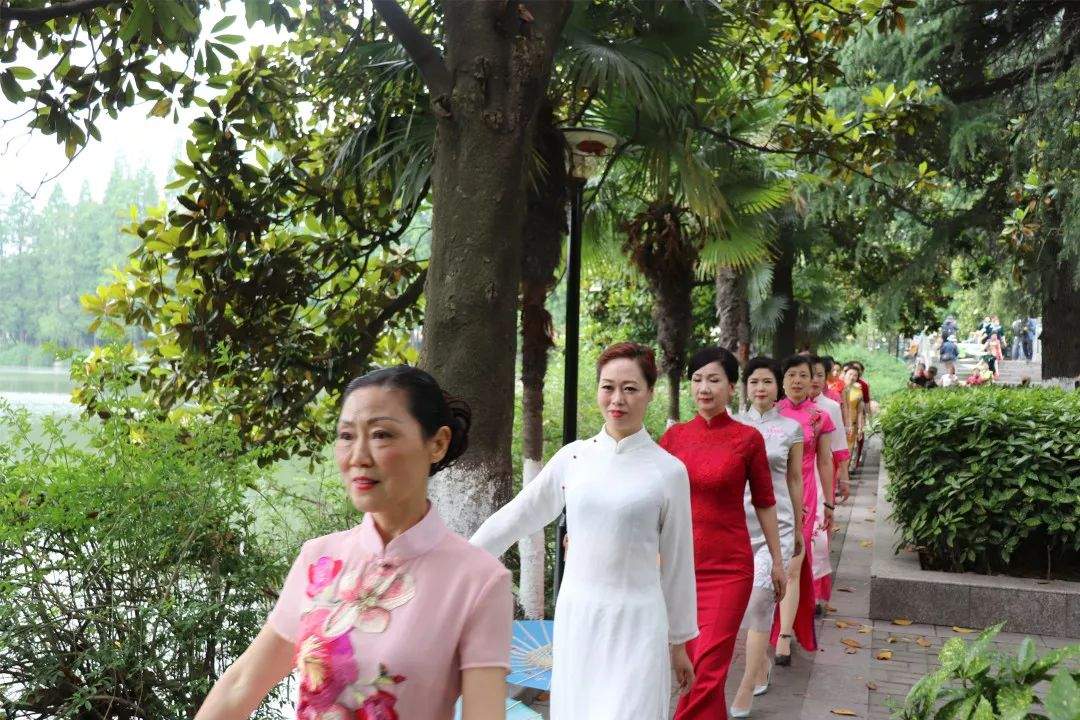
[811,393,848,585]
[470,426,698,720]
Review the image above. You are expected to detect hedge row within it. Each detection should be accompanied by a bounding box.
[881,387,1080,578]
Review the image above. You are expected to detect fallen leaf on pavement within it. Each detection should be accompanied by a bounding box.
[916,637,932,647]
[837,586,855,593]
[866,681,879,690]
[858,625,872,634]
[831,709,859,716]
[860,540,874,548]
[876,650,894,660]
[845,648,858,654]
[826,604,838,612]
[885,636,898,644]
[835,620,852,628]
[952,626,975,634]
[891,618,913,626]
[841,638,863,649]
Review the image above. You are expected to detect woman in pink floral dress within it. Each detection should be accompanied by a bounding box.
[195,366,512,720]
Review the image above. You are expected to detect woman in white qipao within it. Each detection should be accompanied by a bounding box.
[471,342,698,720]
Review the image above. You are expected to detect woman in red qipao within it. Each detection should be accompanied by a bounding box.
[661,347,786,720]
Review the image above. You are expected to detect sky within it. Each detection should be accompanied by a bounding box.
[0,3,283,206]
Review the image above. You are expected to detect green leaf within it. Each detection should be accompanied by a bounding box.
[939,637,966,673]
[211,15,237,33]
[149,97,172,117]
[1046,671,1080,720]
[8,66,35,80]
[1,71,25,103]
[996,685,1034,720]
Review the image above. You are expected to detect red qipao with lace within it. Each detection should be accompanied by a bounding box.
[660,412,775,720]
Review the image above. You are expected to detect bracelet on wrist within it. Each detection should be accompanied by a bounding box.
[824,502,835,510]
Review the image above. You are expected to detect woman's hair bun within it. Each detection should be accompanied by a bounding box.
[434,392,472,474]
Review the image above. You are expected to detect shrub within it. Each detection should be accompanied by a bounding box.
[0,402,347,719]
[892,624,1080,720]
[881,387,1080,578]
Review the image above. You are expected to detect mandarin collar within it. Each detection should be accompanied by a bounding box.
[691,410,734,430]
[742,405,779,423]
[355,502,449,562]
[780,396,813,411]
[593,424,653,454]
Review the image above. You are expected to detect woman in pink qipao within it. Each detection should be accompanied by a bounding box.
[195,366,512,720]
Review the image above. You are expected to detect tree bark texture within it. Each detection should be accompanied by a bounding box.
[1040,248,1080,380]
[771,222,798,360]
[517,100,566,619]
[419,1,571,537]
[715,265,751,364]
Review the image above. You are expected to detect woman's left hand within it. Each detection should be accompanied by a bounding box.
[671,643,695,695]
[771,562,788,602]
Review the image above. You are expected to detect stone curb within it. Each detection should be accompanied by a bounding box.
[869,460,1080,638]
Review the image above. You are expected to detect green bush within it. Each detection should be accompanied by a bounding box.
[0,402,347,719]
[881,387,1080,578]
[892,624,1080,720]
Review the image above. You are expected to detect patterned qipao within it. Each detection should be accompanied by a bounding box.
[269,506,512,720]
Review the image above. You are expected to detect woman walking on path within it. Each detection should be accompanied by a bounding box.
[661,346,785,720]
[729,357,803,718]
[843,364,866,466]
[471,342,697,720]
[773,355,835,666]
[195,366,512,720]
[809,356,852,605]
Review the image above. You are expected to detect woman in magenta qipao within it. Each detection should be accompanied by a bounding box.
[660,347,786,720]
[773,354,835,666]
[195,366,512,720]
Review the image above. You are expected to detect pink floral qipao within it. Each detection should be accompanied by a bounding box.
[269,505,512,720]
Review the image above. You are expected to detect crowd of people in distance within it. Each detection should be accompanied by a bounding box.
[906,313,1040,389]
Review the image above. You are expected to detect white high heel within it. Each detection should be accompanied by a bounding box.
[753,665,772,696]
[729,707,752,718]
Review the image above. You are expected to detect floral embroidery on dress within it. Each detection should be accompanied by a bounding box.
[322,558,415,637]
[295,609,359,713]
[308,556,344,598]
[293,556,413,718]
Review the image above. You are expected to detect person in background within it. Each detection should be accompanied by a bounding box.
[966,361,993,386]
[1010,318,1024,360]
[939,369,959,387]
[940,315,959,340]
[980,315,993,343]
[850,361,872,466]
[986,333,1004,379]
[842,365,865,465]
[822,355,850,431]
[990,315,1003,340]
[939,334,959,376]
[195,366,512,720]
[908,362,929,388]
[1024,316,1037,362]
[924,366,939,388]
[808,356,851,610]
[729,357,803,719]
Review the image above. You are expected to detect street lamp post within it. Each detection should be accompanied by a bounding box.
[553,127,617,598]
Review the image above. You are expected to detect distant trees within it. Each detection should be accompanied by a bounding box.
[0,162,158,358]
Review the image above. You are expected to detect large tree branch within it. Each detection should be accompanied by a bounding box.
[947,42,1080,103]
[2,0,113,24]
[370,0,451,101]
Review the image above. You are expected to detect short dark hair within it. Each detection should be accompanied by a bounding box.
[342,365,471,475]
[597,342,658,388]
[743,356,781,385]
[781,353,814,378]
[687,346,739,384]
[819,355,835,374]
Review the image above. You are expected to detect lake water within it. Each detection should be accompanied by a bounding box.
[0,366,77,415]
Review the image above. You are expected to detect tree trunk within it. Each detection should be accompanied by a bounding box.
[654,286,694,423]
[1040,249,1080,381]
[517,101,566,619]
[417,1,571,537]
[715,265,751,363]
[716,265,751,408]
[771,222,798,360]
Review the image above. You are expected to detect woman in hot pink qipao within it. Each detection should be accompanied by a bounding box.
[194,367,512,720]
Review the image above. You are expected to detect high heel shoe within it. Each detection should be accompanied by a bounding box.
[729,706,752,718]
[753,665,772,696]
[775,634,793,667]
